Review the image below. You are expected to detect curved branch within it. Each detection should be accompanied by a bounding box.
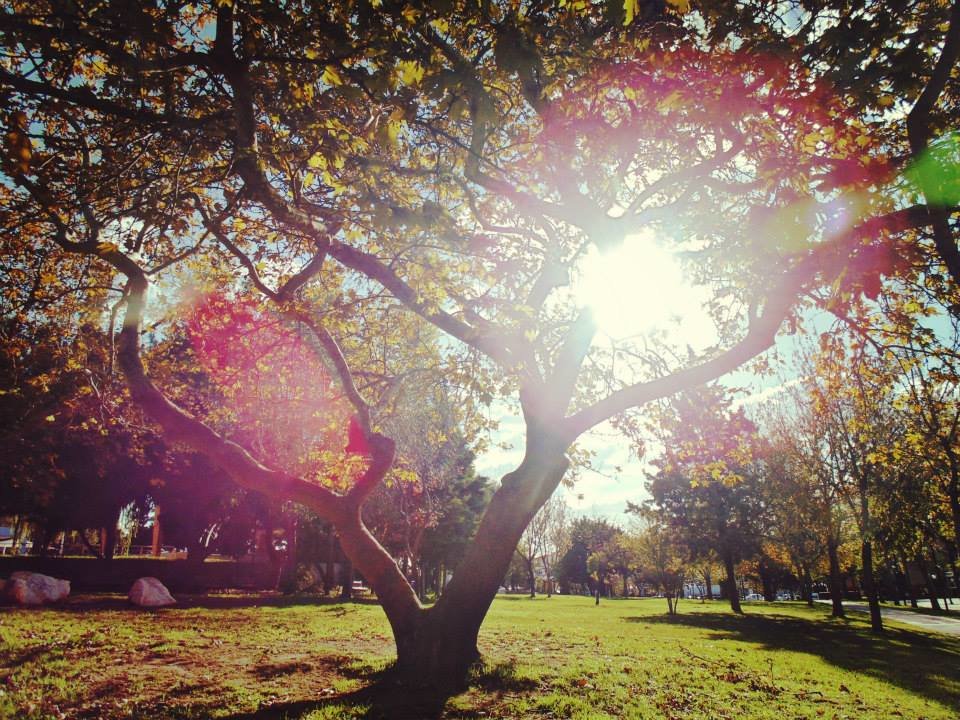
[327,239,517,366]
[112,262,345,515]
[561,205,941,440]
[907,0,960,156]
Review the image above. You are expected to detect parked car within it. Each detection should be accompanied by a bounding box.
[744,593,764,601]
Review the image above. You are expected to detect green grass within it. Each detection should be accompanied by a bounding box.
[1,594,958,719]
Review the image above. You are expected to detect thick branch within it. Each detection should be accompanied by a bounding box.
[114,269,344,513]
[327,240,516,366]
[907,1,960,285]
[907,0,960,156]
[537,309,597,418]
[0,69,225,129]
[201,208,375,429]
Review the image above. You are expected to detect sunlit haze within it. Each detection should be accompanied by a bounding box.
[574,230,717,347]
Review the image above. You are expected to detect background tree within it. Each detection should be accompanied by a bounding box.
[645,386,768,614]
[557,516,621,600]
[635,512,687,615]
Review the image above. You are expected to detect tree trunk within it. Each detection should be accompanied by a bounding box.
[323,527,336,595]
[917,554,942,611]
[945,455,960,566]
[704,567,714,600]
[827,536,845,618]
[101,523,117,561]
[861,539,883,633]
[10,515,23,555]
[802,565,813,607]
[541,556,552,597]
[390,435,570,690]
[526,556,536,598]
[855,480,883,633]
[723,550,742,614]
[340,559,353,600]
[151,505,162,557]
[759,558,776,601]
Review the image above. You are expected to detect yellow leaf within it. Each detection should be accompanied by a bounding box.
[665,0,691,12]
[624,0,640,25]
[308,152,327,169]
[96,241,119,255]
[401,5,419,23]
[397,60,425,86]
[305,47,320,60]
[45,415,55,422]
[877,96,893,108]
[322,66,344,86]
[429,18,449,34]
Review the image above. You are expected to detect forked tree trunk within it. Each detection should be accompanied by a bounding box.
[391,437,570,688]
[114,267,573,691]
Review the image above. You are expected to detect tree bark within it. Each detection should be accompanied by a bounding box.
[323,527,336,594]
[827,536,845,618]
[704,567,713,600]
[101,523,117,561]
[861,539,883,633]
[759,558,775,601]
[541,555,552,597]
[802,565,813,607]
[917,554,942,611]
[340,559,354,600]
[723,550,742,614]
[392,435,570,689]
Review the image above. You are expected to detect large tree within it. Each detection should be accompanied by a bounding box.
[2,0,960,688]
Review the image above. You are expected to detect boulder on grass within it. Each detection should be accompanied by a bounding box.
[6,571,70,605]
[128,577,176,608]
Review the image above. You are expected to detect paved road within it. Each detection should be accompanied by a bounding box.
[820,600,960,636]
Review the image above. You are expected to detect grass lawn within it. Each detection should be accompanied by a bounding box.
[1,594,958,719]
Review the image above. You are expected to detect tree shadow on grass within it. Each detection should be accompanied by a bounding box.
[218,667,446,720]
[629,609,960,709]
[216,657,538,720]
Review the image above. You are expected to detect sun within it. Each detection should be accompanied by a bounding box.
[574,230,716,345]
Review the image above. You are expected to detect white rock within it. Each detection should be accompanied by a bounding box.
[128,577,176,607]
[6,571,70,605]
